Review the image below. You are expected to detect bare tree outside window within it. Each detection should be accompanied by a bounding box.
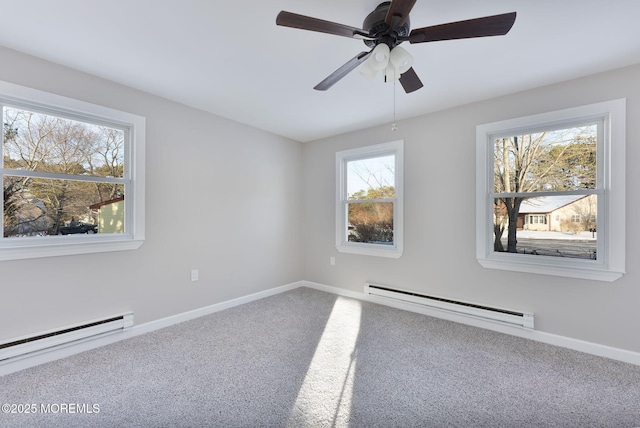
[346,155,395,244]
[493,125,597,259]
[2,107,125,237]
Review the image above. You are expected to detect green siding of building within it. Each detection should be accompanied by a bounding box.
[98,200,124,234]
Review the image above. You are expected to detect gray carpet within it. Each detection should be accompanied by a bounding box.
[1,287,639,427]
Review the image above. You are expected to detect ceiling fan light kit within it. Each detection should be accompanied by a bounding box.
[390,46,413,74]
[359,60,379,80]
[276,0,516,93]
[369,43,391,71]
[360,44,414,82]
[385,64,400,82]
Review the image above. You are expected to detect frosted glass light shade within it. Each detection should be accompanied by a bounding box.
[389,46,413,74]
[385,63,400,81]
[369,43,390,71]
[359,60,378,80]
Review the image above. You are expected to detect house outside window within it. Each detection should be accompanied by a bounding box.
[90,196,125,234]
[0,81,145,261]
[476,99,625,281]
[336,140,403,258]
[520,195,596,233]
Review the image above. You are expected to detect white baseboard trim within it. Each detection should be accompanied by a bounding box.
[302,280,640,367]
[0,281,303,377]
[3,278,638,377]
[130,281,302,336]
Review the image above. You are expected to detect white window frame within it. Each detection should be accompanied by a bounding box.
[336,140,404,258]
[476,99,625,281]
[0,80,145,261]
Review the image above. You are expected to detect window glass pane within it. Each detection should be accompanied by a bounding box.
[3,176,124,237]
[492,195,597,259]
[3,107,125,178]
[347,201,393,244]
[493,124,597,193]
[347,154,395,199]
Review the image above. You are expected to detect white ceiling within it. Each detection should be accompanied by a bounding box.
[1,1,639,142]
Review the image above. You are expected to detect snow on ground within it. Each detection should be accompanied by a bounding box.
[515,230,596,240]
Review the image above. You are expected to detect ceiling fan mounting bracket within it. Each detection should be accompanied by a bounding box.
[362,2,410,49]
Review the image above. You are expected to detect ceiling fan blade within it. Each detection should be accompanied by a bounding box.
[276,11,371,40]
[399,67,423,93]
[408,12,516,43]
[384,0,418,29]
[314,51,372,91]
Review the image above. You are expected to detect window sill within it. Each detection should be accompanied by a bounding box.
[477,257,624,282]
[337,243,403,258]
[0,238,144,261]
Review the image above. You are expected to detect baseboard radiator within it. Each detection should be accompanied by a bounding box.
[364,283,534,329]
[0,312,133,362]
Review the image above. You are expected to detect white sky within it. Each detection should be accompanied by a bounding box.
[347,155,395,197]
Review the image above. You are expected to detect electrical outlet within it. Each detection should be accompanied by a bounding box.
[190,269,199,282]
[330,257,336,266]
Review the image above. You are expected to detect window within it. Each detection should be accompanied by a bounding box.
[336,140,403,258]
[528,215,547,225]
[476,99,625,281]
[1,80,145,261]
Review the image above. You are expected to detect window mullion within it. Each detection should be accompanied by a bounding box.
[348,198,395,204]
[1,168,126,184]
[491,189,602,199]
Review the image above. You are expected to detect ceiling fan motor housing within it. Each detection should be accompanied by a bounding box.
[363,1,411,48]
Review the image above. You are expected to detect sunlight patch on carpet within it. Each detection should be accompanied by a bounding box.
[287,297,362,427]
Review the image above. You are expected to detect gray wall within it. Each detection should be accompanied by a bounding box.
[1,43,639,357]
[303,64,640,354]
[0,46,304,340]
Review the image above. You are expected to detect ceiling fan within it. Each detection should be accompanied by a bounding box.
[276,1,516,93]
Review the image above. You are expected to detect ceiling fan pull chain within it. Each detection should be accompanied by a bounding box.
[392,79,398,131]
